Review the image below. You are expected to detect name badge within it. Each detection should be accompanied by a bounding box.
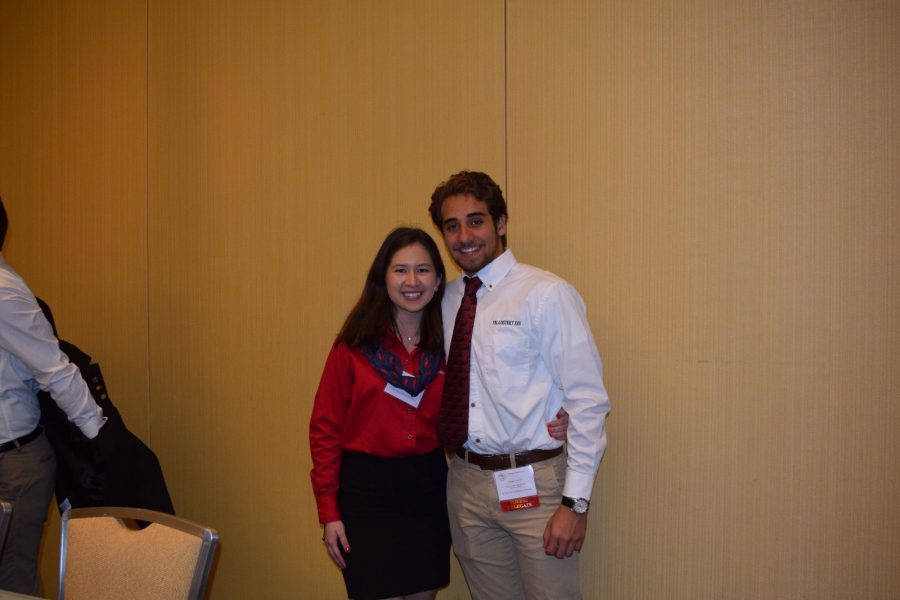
[493,465,540,512]
[384,371,424,408]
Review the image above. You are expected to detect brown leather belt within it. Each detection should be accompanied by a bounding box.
[455,446,563,471]
[0,425,43,453]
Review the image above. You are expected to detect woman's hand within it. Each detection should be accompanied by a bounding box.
[547,408,569,441]
[323,520,351,569]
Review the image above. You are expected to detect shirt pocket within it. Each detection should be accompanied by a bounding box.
[482,322,534,391]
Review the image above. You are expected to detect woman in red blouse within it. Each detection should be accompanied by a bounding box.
[309,227,450,600]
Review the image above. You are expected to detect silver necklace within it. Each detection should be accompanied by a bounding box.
[398,329,419,343]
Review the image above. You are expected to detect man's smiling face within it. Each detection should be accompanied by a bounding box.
[439,193,507,276]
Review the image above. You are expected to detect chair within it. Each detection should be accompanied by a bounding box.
[59,506,219,600]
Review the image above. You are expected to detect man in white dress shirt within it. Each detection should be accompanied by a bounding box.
[0,197,105,594]
[429,171,611,599]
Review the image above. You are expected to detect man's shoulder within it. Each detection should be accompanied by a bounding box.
[508,261,568,290]
[505,263,587,314]
[0,264,43,331]
[0,261,30,301]
[0,258,17,281]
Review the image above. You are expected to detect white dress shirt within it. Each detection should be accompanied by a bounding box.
[442,249,610,500]
[0,253,104,443]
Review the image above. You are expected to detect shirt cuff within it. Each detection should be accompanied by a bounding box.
[317,497,341,524]
[78,413,106,440]
[562,469,596,501]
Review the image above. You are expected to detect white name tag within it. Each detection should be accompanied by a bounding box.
[493,465,540,512]
[384,381,424,408]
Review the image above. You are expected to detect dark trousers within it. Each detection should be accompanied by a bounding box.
[0,432,56,595]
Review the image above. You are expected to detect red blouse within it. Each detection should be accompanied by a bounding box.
[309,335,445,523]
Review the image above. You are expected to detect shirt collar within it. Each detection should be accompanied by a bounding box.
[472,248,516,293]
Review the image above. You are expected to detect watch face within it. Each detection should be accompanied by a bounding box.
[564,496,589,514]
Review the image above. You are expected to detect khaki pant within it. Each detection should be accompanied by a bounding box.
[447,452,582,600]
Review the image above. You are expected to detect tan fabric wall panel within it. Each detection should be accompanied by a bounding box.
[0,1,149,427]
[508,1,899,599]
[148,1,503,597]
[0,2,148,594]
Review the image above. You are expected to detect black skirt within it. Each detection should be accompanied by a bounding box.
[337,447,451,600]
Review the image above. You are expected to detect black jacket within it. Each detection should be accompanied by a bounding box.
[35,299,174,514]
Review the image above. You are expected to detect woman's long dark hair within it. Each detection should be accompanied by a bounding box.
[336,227,446,354]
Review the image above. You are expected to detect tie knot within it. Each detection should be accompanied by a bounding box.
[464,276,482,297]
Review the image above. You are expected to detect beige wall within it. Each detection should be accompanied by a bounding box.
[1,1,897,599]
[508,2,899,598]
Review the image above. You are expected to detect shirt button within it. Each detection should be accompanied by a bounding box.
[470,402,476,407]
[407,434,413,440]
[475,438,481,443]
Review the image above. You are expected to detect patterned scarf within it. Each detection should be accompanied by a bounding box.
[363,340,441,397]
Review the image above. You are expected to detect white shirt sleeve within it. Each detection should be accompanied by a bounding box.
[538,281,610,500]
[0,272,104,439]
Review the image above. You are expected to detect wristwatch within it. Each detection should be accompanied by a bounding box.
[561,496,590,515]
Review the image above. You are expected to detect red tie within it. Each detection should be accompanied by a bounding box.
[438,276,482,450]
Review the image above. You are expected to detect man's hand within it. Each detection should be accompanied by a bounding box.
[547,408,569,441]
[323,520,351,569]
[542,505,587,558]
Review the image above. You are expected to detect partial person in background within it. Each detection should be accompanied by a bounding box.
[429,171,611,600]
[0,196,106,595]
[309,227,571,600]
